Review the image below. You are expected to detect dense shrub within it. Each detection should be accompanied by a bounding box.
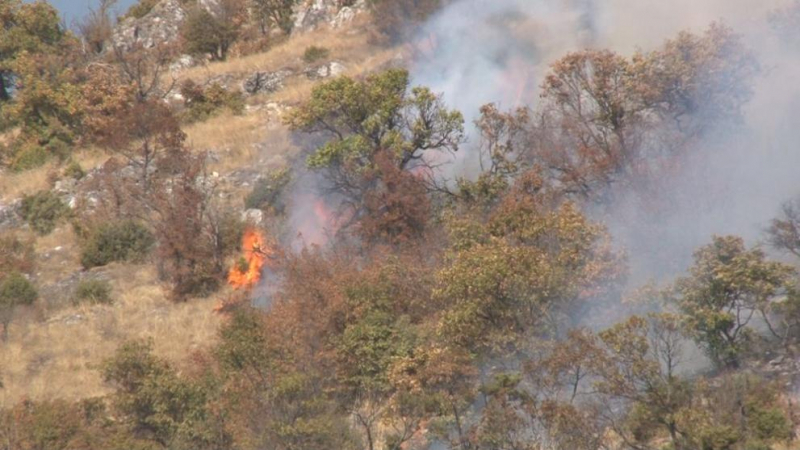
[180,80,244,123]
[63,160,85,180]
[0,272,37,307]
[80,221,155,269]
[181,6,240,61]
[20,190,69,235]
[0,233,35,275]
[303,45,330,64]
[73,279,113,305]
[244,168,291,212]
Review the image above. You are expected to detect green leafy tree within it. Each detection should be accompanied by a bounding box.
[0,0,65,104]
[286,68,464,208]
[251,0,297,34]
[102,340,232,449]
[672,236,794,369]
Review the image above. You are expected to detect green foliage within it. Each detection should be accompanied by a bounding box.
[102,339,229,448]
[0,271,37,307]
[80,221,155,269]
[672,236,794,369]
[20,190,69,235]
[287,68,464,204]
[180,80,244,123]
[251,0,297,34]
[73,279,113,306]
[181,7,239,61]
[63,159,85,180]
[244,168,291,212]
[303,45,330,64]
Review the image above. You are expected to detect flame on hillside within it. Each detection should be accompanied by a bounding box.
[228,229,272,289]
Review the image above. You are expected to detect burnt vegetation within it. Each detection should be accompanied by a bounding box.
[1,0,800,449]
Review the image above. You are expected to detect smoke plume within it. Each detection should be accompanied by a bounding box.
[411,0,800,284]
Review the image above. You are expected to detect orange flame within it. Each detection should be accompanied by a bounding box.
[228,229,270,289]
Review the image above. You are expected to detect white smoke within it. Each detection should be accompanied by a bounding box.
[411,0,800,283]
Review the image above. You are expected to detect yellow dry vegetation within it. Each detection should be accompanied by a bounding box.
[0,15,401,406]
[0,149,107,202]
[0,264,223,406]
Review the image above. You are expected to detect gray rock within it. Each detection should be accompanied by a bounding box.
[243,70,293,95]
[112,0,187,50]
[306,61,346,80]
[292,0,366,33]
[242,209,265,225]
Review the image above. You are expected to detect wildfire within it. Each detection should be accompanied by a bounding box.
[228,228,271,290]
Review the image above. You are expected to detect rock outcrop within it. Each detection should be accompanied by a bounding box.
[292,0,367,33]
[112,0,188,50]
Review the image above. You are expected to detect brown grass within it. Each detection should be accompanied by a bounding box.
[0,149,108,202]
[0,264,223,406]
[0,14,402,407]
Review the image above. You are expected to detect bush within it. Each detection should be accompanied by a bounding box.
[10,142,50,171]
[63,160,85,180]
[244,168,291,212]
[180,80,244,123]
[80,221,155,269]
[20,190,69,235]
[0,233,35,275]
[181,7,239,61]
[303,46,330,64]
[0,272,38,307]
[73,279,113,305]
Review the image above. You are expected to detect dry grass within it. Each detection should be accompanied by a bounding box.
[0,149,108,202]
[0,264,223,406]
[0,15,402,408]
[184,108,297,174]
[179,16,379,82]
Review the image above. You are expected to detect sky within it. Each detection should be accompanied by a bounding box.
[45,0,139,25]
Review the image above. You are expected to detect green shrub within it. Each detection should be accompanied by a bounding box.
[180,80,244,123]
[181,7,238,61]
[20,190,69,235]
[80,221,155,269]
[303,46,330,64]
[10,142,50,171]
[73,279,113,305]
[244,168,291,212]
[63,160,85,180]
[0,272,38,307]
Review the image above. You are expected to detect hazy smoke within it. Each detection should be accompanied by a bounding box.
[411,0,800,283]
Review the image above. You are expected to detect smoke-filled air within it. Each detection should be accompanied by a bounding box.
[2,0,800,449]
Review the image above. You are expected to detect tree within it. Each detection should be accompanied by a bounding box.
[181,0,245,61]
[77,0,118,55]
[531,25,757,201]
[102,339,232,449]
[251,0,297,34]
[0,0,66,104]
[596,314,693,450]
[435,176,622,355]
[767,199,800,258]
[672,236,794,369]
[286,68,464,210]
